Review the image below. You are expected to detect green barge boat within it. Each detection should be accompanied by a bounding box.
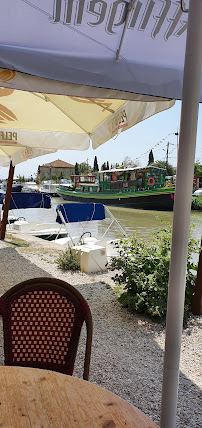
[57,167,175,211]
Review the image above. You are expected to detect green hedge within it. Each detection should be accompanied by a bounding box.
[192,196,202,210]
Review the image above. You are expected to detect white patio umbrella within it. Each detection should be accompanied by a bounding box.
[0,90,174,150]
[0,1,201,102]
[0,1,201,427]
[0,146,57,168]
[0,94,174,241]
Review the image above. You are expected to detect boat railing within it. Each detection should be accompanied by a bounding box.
[56,203,126,242]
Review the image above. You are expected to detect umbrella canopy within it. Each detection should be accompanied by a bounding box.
[0,88,175,155]
[0,1,201,428]
[0,146,57,167]
[0,0,201,102]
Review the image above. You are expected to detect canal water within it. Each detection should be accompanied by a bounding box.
[9,196,202,247]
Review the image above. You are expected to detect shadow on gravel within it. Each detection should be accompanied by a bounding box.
[0,247,201,428]
[0,247,52,294]
[73,281,202,428]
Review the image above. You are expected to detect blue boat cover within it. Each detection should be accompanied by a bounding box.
[56,203,105,223]
[8,193,51,209]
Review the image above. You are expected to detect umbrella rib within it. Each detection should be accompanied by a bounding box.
[32,93,90,134]
[86,98,115,114]
[116,0,137,62]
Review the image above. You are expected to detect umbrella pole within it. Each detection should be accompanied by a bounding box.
[160,1,202,427]
[0,161,15,240]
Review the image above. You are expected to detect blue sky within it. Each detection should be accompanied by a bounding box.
[0,100,201,180]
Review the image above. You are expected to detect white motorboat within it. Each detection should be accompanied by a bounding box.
[193,188,202,196]
[54,202,126,273]
[22,182,39,193]
[1,180,23,193]
[39,181,59,196]
[8,219,68,240]
[56,182,75,194]
[5,192,68,240]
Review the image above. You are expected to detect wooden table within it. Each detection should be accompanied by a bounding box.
[0,366,159,427]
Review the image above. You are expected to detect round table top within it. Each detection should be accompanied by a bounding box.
[0,366,159,428]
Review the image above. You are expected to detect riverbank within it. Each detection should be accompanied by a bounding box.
[0,234,201,427]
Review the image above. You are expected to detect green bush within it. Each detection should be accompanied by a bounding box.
[109,225,200,324]
[191,196,202,210]
[56,248,80,272]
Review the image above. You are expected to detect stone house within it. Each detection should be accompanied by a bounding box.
[38,160,75,181]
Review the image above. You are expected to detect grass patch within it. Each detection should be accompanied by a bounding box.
[56,248,80,272]
[5,234,30,248]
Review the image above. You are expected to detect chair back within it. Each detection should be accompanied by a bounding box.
[0,277,92,380]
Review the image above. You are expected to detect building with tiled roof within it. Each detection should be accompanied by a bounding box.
[38,159,74,181]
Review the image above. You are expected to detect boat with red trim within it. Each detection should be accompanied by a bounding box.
[57,167,175,211]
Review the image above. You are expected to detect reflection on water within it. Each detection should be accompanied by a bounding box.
[102,205,174,239]
[102,205,202,243]
[9,196,202,245]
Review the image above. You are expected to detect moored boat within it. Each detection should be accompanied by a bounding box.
[56,180,75,195]
[54,202,126,273]
[5,193,68,240]
[39,180,59,196]
[22,181,39,193]
[1,180,23,193]
[57,167,175,211]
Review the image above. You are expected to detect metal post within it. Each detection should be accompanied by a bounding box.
[0,161,15,240]
[175,130,179,163]
[160,1,202,427]
[104,205,126,236]
[192,239,202,315]
[165,141,169,173]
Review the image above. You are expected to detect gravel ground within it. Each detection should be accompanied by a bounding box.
[0,234,201,427]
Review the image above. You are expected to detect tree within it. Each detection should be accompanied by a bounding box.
[101,162,107,171]
[152,160,175,176]
[194,160,202,177]
[20,175,25,183]
[79,162,88,174]
[148,150,154,165]
[122,156,140,168]
[93,156,99,172]
[75,162,79,175]
[58,171,64,180]
[122,156,134,167]
[77,162,92,174]
[51,174,57,182]
[133,160,141,167]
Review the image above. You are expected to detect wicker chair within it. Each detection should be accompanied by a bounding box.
[0,277,92,380]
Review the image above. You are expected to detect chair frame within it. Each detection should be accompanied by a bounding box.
[0,277,92,380]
